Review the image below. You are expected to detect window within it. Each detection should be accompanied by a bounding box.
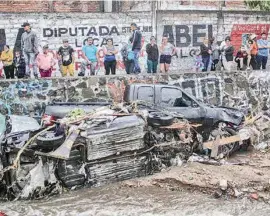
[174,92,199,107]
[161,87,182,106]
[137,86,154,103]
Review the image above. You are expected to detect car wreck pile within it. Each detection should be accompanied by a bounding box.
[0,100,253,201]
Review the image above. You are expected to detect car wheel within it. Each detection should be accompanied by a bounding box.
[147,112,174,126]
[36,131,65,150]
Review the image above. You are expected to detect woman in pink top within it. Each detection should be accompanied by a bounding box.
[36,44,55,77]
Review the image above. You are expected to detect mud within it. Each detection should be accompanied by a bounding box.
[1,183,270,216]
[124,150,270,202]
[1,150,270,215]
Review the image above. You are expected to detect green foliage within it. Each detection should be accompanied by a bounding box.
[245,0,270,11]
[66,108,85,120]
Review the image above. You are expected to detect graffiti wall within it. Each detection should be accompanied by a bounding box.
[0,12,152,76]
[0,11,270,75]
[157,12,270,71]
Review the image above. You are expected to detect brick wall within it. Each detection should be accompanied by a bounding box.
[157,0,247,10]
[0,0,249,13]
[0,0,102,13]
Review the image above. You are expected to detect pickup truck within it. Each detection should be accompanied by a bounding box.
[124,84,244,127]
[43,83,244,134]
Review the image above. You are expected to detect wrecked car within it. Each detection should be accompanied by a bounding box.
[124,84,245,128]
[0,108,149,200]
[42,84,245,141]
[0,84,249,201]
[0,114,41,198]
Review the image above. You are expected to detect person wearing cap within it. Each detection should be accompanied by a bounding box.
[21,22,39,78]
[129,23,142,74]
[146,36,159,73]
[257,32,270,70]
[57,39,75,76]
[36,45,55,77]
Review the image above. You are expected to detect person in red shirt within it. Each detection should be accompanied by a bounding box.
[235,46,248,70]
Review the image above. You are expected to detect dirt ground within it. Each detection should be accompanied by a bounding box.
[122,149,270,203]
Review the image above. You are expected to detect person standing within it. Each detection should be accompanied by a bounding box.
[221,37,234,72]
[159,35,176,73]
[129,23,142,74]
[103,38,118,75]
[13,50,26,79]
[79,37,98,76]
[21,22,39,78]
[200,38,212,72]
[57,39,75,77]
[257,32,269,70]
[210,37,219,71]
[120,42,135,74]
[1,45,14,79]
[36,45,55,78]
[146,36,159,73]
[249,34,258,70]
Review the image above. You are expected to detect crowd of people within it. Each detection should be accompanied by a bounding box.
[197,33,270,72]
[0,22,269,79]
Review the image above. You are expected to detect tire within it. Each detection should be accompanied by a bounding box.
[147,112,174,126]
[36,131,66,150]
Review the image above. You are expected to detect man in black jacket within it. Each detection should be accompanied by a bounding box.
[200,38,212,72]
[146,36,159,73]
[129,23,142,74]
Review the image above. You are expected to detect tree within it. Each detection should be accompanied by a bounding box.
[245,0,270,11]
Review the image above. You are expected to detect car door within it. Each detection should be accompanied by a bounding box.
[159,87,205,123]
[136,85,154,103]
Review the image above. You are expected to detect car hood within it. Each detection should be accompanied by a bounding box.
[9,115,41,134]
[214,106,245,125]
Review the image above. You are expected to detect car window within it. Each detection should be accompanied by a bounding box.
[174,92,199,107]
[137,86,154,103]
[161,87,182,106]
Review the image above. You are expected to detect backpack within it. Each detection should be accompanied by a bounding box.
[127,51,135,60]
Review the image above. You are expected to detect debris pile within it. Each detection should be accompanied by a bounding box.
[0,101,259,201]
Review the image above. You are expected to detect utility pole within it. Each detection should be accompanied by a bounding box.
[104,0,113,12]
[151,0,158,38]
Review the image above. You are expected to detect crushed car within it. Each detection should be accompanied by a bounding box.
[0,84,250,200]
